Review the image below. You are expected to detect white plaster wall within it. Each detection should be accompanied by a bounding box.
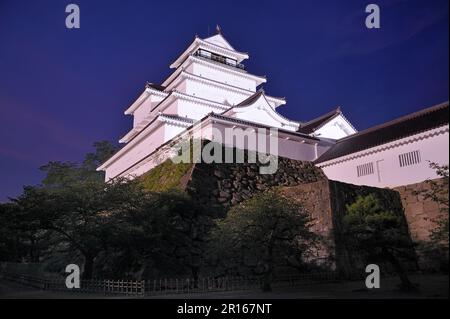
[314,115,356,139]
[200,122,323,162]
[278,139,318,161]
[191,61,257,91]
[132,95,165,127]
[175,77,279,109]
[176,99,224,121]
[234,111,296,131]
[264,99,279,109]
[203,35,233,49]
[319,127,449,187]
[183,78,250,105]
[162,99,179,115]
[105,120,332,181]
[232,104,298,132]
[164,123,188,142]
[104,124,165,180]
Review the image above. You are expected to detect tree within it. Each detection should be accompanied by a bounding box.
[10,141,127,279]
[4,140,218,280]
[40,140,118,187]
[343,194,417,291]
[0,202,29,262]
[109,190,215,281]
[82,140,119,173]
[210,191,318,292]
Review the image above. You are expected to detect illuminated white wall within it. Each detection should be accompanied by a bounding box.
[318,126,449,187]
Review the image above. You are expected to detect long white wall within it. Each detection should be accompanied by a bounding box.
[106,119,333,180]
[190,60,257,91]
[198,121,328,162]
[183,78,250,106]
[318,126,449,188]
[132,94,165,127]
[176,99,224,120]
[104,123,166,180]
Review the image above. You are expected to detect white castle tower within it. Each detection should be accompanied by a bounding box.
[98,27,356,181]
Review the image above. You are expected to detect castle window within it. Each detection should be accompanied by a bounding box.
[357,162,374,177]
[399,150,421,167]
[194,49,245,70]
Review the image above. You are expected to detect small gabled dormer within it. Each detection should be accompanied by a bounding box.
[298,107,357,139]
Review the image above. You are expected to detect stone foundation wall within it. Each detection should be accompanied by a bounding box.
[140,144,419,275]
[185,157,325,213]
[394,179,448,243]
[281,180,335,269]
[329,180,413,276]
[281,180,333,238]
[394,179,448,270]
[280,180,412,276]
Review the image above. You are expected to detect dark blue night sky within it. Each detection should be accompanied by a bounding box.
[0,0,448,201]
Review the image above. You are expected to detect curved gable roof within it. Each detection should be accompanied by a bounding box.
[223,90,299,129]
[297,107,342,134]
[315,102,449,164]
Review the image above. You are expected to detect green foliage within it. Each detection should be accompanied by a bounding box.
[139,160,193,192]
[343,194,416,290]
[40,141,118,188]
[83,140,119,171]
[100,190,215,279]
[0,202,30,262]
[210,191,318,291]
[344,194,411,250]
[0,141,125,277]
[0,140,216,280]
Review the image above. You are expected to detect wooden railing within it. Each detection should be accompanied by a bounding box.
[194,50,245,70]
[0,270,351,297]
[0,272,145,297]
[145,276,263,295]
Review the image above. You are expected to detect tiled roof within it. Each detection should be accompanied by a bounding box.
[146,82,166,91]
[236,89,265,107]
[159,114,195,124]
[207,113,318,140]
[297,107,341,134]
[315,102,449,164]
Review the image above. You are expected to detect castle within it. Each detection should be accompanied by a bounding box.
[97,27,449,190]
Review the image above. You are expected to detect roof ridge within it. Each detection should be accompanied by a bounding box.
[159,113,195,123]
[236,89,265,107]
[336,101,449,143]
[315,101,449,164]
[301,107,341,126]
[145,82,166,91]
[198,36,249,56]
[297,106,342,134]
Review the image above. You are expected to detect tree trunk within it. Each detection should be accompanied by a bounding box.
[262,261,274,292]
[83,254,94,280]
[191,266,199,288]
[262,273,273,292]
[383,248,416,291]
[262,241,275,292]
